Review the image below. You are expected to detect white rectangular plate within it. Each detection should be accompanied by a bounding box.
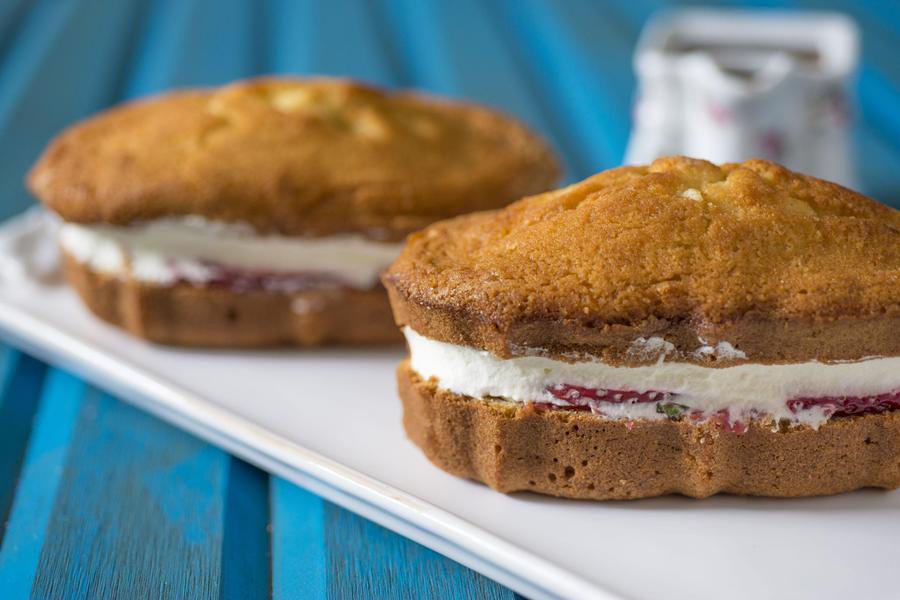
[1,211,897,600]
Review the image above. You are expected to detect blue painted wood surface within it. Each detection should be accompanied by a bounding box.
[0,1,898,597]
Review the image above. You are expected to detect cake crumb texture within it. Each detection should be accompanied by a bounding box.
[385,157,900,363]
[29,77,560,241]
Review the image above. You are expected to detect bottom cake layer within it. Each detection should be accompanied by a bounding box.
[398,362,900,499]
[64,252,402,346]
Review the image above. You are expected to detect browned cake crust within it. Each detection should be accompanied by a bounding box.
[64,252,400,346]
[384,157,900,365]
[29,78,560,242]
[399,363,900,499]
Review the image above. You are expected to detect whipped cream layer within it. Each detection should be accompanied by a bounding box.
[59,217,403,290]
[404,327,900,429]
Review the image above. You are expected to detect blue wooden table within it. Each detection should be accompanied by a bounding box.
[0,1,897,598]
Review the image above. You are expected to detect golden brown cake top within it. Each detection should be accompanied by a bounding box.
[384,157,900,364]
[28,77,560,241]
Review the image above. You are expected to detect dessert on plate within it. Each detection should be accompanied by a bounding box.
[383,156,900,499]
[27,77,559,346]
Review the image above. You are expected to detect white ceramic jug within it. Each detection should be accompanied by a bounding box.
[625,10,859,188]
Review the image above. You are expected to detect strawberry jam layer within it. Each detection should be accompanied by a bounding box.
[172,261,354,293]
[787,391,900,418]
[546,384,673,407]
[545,384,690,422]
[543,383,900,432]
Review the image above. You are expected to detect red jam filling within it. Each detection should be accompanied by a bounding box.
[546,384,672,407]
[701,409,750,434]
[171,261,351,293]
[541,384,900,433]
[787,391,900,418]
[543,384,687,420]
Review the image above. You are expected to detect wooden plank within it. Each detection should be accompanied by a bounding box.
[0,368,85,599]
[0,352,46,544]
[378,0,579,179]
[270,478,326,599]
[123,0,259,97]
[221,459,271,600]
[30,390,230,600]
[493,0,639,176]
[0,0,32,62]
[323,502,517,599]
[271,476,520,598]
[265,0,396,85]
[0,0,145,220]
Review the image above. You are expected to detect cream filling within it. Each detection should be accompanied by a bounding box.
[59,217,403,289]
[404,327,900,428]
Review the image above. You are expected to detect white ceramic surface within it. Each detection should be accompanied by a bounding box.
[1,212,897,600]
